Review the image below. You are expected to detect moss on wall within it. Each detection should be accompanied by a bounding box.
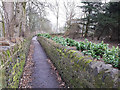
[38,36,120,88]
[0,37,31,89]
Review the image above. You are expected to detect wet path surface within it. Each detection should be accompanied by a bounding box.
[31,36,59,88]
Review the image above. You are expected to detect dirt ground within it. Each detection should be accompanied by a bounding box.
[74,37,119,49]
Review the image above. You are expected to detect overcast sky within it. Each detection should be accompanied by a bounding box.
[0,0,82,28]
[39,0,111,28]
[44,0,82,28]
[0,0,111,29]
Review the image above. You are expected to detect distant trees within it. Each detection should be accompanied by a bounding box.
[104,2,120,41]
[27,0,52,33]
[80,2,103,38]
[79,1,120,42]
[49,0,60,33]
[64,1,120,42]
[0,4,5,37]
[0,1,27,38]
[0,0,119,42]
[0,0,52,38]
[63,0,76,28]
[63,0,82,38]
[95,2,120,41]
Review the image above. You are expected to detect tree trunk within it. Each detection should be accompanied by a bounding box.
[14,2,26,37]
[2,15,5,37]
[3,2,14,38]
[97,26,107,40]
[84,17,90,38]
[3,2,26,38]
[118,23,120,43]
[56,15,59,33]
[82,24,84,37]
[21,2,26,37]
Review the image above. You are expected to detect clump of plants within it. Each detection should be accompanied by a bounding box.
[37,33,51,39]
[65,38,77,46]
[37,33,120,69]
[52,36,68,46]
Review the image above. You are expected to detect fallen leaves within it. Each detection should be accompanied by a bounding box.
[19,41,34,88]
[47,59,66,88]
[19,41,66,88]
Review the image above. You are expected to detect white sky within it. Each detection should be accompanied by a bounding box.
[39,0,111,28]
[0,0,111,29]
[45,0,82,28]
[0,0,82,28]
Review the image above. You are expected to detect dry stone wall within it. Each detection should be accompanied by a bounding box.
[0,37,31,89]
[38,36,120,88]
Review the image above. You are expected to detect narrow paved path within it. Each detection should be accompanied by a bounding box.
[31,36,59,88]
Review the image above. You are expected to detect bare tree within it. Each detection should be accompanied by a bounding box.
[49,0,60,33]
[14,2,27,37]
[2,2,14,38]
[0,3,5,37]
[26,0,51,33]
[1,1,27,38]
[63,0,76,27]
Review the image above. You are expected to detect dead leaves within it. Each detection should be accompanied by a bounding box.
[47,59,66,88]
[19,42,34,88]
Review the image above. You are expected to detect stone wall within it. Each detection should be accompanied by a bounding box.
[38,36,120,88]
[0,37,31,88]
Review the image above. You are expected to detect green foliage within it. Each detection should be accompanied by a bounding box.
[52,36,68,46]
[103,46,119,68]
[0,37,32,88]
[79,2,120,41]
[65,38,77,46]
[7,50,11,57]
[37,33,51,39]
[82,41,109,59]
[38,33,120,68]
